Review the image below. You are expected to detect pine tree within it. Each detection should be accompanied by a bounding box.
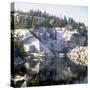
[32,19,36,32]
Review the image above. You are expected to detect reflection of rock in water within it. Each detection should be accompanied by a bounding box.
[13,54,87,87]
[39,54,87,84]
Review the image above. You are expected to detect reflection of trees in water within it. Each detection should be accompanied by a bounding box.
[26,55,87,87]
[51,56,87,83]
[13,52,87,87]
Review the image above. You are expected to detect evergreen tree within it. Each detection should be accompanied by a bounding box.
[63,16,67,26]
[32,18,36,32]
[13,9,87,34]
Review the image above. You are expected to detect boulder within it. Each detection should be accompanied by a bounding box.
[67,46,88,65]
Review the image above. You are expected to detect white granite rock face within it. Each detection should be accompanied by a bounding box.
[67,46,88,65]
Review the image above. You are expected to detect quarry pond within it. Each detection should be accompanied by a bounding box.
[12,27,88,87]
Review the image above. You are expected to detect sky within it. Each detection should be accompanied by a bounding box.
[14,2,88,26]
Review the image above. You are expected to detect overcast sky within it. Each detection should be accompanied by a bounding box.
[14,2,88,26]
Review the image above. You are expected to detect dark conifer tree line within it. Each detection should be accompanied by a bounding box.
[11,9,88,37]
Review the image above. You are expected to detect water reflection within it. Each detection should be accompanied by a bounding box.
[26,54,87,86]
[13,52,87,87]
